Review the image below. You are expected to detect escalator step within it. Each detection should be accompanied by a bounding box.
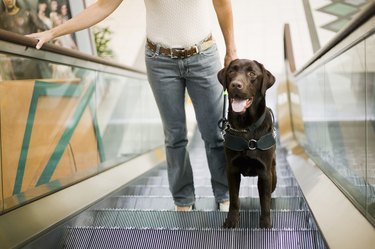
[119,185,302,197]
[98,196,308,211]
[72,210,317,230]
[131,175,298,186]
[60,227,327,249]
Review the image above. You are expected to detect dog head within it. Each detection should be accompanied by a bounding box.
[217,59,275,114]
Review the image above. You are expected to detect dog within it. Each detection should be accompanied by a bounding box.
[217,59,277,228]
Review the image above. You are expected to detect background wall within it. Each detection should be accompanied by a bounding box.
[84,0,317,111]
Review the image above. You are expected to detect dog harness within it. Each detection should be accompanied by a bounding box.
[218,93,276,152]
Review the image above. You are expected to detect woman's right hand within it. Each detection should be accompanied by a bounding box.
[26,30,54,49]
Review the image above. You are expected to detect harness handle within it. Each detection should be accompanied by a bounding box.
[219,90,228,131]
[218,118,227,131]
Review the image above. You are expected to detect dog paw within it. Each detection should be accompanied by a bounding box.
[260,216,272,228]
[223,212,240,228]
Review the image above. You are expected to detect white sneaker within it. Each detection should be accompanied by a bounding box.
[175,205,193,211]
[219,200,230,212]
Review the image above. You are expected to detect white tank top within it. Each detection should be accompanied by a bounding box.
[144,0,212,48]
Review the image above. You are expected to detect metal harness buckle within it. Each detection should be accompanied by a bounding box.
[248,139,257,150]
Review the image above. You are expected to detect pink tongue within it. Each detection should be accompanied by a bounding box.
[232,99,247,112]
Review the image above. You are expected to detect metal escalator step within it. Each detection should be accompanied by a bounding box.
[130,175,298,186]
[60,227,327,249]
[119,185,302,197]
[98,196,308,211]
[73,210,316,230]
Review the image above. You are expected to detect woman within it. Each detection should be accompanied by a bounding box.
[27,0,237,212]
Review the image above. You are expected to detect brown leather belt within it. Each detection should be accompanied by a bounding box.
[146,35,214,59]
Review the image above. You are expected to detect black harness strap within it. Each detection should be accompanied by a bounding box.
[221,108,276,152]
[224,131,275,151]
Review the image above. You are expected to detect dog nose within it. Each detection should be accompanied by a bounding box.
[230,81,243,89]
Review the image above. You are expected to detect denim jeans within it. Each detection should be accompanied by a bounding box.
[145,44,229,206]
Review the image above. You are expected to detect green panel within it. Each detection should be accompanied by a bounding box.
[13,81,84,194]
[319,3,358,17]
[321,18,350,32]
[36,83,96,186]
[13,90,39,195]
[35,81,83,97]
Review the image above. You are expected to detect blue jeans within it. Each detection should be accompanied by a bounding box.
[145,44,229,206]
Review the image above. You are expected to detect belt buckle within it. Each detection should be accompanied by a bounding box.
[170,46,199,59]
[171,48,185,59]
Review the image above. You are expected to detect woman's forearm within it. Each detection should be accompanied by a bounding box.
[51,0,123,38]
[27,0,123,49]
[213,0,236,51]
[213,0,237,65]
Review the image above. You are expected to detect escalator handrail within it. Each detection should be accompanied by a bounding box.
[295,1,375,77]
[0,28,146,75]
[283,23,296,74]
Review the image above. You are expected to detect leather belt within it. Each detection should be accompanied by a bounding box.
[146,35,214,59]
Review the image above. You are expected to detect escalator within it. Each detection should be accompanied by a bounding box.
[1,1,375,248]
[26,130,327,249]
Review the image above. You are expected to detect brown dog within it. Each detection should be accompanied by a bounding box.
[217,59,277,228]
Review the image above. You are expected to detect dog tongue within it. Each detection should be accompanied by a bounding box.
[232,99,248,113]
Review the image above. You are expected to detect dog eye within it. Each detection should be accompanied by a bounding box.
[247,72,256,77]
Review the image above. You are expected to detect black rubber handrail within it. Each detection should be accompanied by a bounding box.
[0,28,145,75]
[295,1,375,76]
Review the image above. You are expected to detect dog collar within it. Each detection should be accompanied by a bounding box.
[227,110,267,133]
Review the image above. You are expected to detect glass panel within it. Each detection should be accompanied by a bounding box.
[96,72,163,162]
[0,53,163,212]
[324,40,367,209]
[297,66,328,158]
[366,34,375,223]
[296,33,375,225]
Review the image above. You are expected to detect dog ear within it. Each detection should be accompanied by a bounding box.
[217,59,238,90]
[254,60,275,95]
[217,67,227,90]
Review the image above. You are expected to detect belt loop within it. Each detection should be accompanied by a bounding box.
[196,40,203,54]
[155,43,161,55]
[196,34,211,53]
[196,44,202,54]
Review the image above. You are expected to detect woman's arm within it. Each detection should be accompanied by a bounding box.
[212,0,238,66]
[27,0,123,49]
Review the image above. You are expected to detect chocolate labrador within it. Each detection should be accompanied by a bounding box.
[217,59,277,228]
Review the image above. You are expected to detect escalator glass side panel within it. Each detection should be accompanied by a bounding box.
[0,53,163,213]
[295,32,375,226]
[366,34,375,223]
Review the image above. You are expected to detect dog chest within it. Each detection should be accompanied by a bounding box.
[231,155,266,177]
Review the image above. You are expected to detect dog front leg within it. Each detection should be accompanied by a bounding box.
[258,172,272,228]
[223,166,241,228]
